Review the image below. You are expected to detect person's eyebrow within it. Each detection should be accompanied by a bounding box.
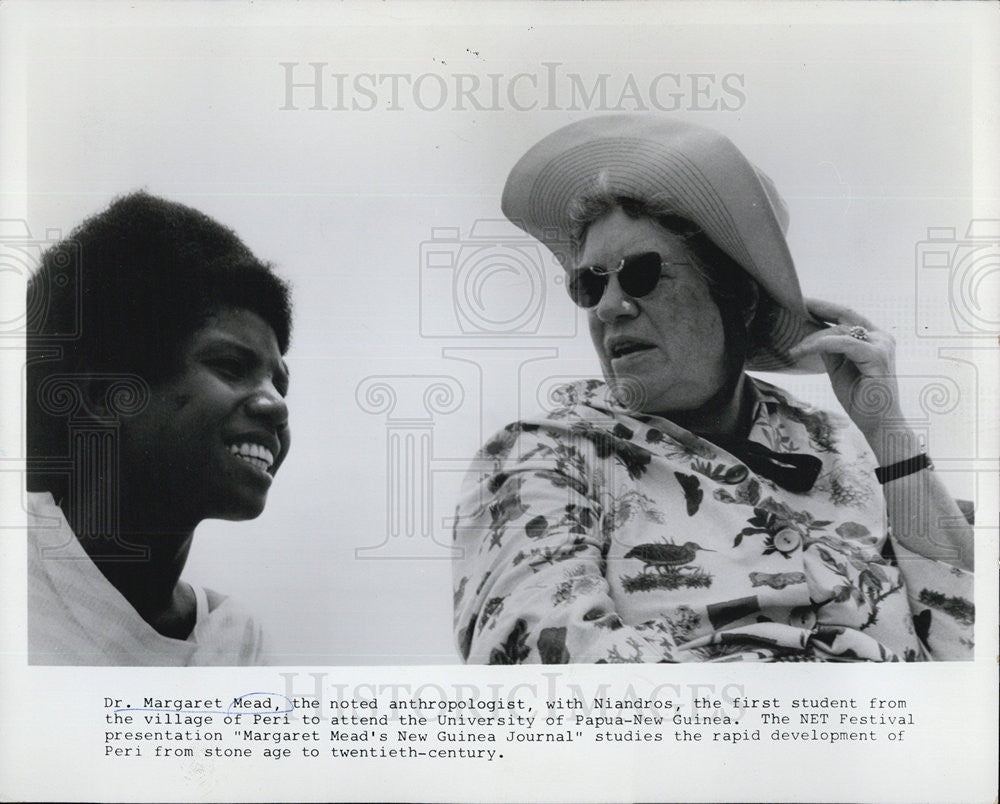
[574,251,633,270]
[196,336,256,359]
[197,336,290,389]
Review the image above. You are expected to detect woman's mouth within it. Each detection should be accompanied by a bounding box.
[607,337,656,360]
[228,442,275,475]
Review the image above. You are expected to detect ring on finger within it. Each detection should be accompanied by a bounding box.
[848,325,870,342]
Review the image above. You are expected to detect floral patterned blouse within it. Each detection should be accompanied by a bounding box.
[453,378,974,663]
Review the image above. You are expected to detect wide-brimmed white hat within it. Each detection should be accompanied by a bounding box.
[501,114,826,373]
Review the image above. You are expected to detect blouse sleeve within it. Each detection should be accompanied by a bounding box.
[891,540,974,659]
[452,424,680,664]
[879,464,976,660]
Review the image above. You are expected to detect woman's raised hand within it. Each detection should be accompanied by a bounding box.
[789,298,903,446]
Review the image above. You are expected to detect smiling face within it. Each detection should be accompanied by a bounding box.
[579,208,729,415]
[117,308,291,526]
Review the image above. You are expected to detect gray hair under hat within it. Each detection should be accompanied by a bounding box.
[501,114,825,373]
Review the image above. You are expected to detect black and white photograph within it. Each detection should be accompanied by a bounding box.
[1,1,997,801]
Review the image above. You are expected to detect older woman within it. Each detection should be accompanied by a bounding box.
[27,192,292,665]
[453,116,974,663]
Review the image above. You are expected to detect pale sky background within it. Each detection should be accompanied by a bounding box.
[4,3,997,665]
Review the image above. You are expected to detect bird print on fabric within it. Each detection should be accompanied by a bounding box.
[621,539,715,592]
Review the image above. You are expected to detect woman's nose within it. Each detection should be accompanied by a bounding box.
[594,275,638,324]
[245,384,288,429]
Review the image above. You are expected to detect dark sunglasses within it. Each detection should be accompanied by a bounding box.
[567,251,690,309]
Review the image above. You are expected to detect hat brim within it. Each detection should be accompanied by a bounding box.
[501,115,826,373]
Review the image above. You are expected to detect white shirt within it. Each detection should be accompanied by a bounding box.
[28,492,266,666]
